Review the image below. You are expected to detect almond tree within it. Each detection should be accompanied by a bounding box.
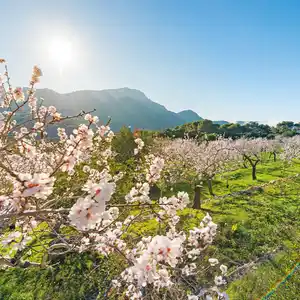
[266,136,283,162]
[195,137,236,196]
[0,60,229,299]
[161,137,236,208]
[233,138,268,180]
[280,135,300,163]
[159,137,202,208]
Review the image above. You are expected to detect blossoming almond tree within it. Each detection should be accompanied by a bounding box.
[280,135,300,163]
[233,138,270,180]
[266,136,283,162]
[194,138,237,196]
[160,137,236,208]
[0,60,228,299]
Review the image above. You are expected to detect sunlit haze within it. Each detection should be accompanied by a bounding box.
[48,37,74,73]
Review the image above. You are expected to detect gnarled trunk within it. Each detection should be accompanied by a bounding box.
[251,161,259,180]
[207,178,214,196]
[243,157,248,168]
[269,152,276,162]
[252,165,257,180]
[193,185,201,209]
[244,154,259,181]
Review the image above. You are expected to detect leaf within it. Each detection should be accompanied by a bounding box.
[231,224,238,232]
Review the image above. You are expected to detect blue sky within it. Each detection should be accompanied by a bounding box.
[2,0,300,123]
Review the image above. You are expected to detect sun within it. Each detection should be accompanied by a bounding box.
[48,37,73,68]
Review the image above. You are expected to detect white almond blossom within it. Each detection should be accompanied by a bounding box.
[19,173,55,199]
[208,258,219,266]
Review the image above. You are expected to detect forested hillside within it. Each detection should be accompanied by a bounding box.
[162,119,300,140]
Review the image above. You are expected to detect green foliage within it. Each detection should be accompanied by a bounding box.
[162,119,300,140]
[112,126,136,162]
[276,121,300,137]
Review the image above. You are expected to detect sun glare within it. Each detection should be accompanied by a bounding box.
[48,37,73,68]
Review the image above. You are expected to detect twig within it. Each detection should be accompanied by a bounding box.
[0,208,69,220]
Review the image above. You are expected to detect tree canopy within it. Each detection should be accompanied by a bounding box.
[161,119,300,140]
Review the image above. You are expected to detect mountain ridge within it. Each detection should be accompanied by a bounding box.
[177,110,203,123]
[33,87,203,131]
[20,87,253,132]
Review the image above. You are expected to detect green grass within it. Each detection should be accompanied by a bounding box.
[226,252,299,300]
[0,253,123,300]
[203,177,300,299]
[165,160,300,299]
[164,159,300,201]
[267,263,299,300]
[0,159,299,299]
[212,159,300,196]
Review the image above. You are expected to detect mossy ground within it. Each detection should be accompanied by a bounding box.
[0,159,299,299]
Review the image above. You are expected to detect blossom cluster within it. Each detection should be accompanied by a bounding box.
[114,211,227,299]
[134,137,145,155]
[280,135,300,162]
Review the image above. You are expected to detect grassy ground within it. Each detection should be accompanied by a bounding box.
[267,263,299,300]
[149,159,300,300]
[212,159,300,196]
[227,257,299,300]
[204,174,300,299]
[0,159,299,299]
[171,173,300,299]
[166,159,300,200]
[0,253,123,300]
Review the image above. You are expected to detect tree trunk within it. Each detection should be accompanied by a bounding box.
[226,177,229,189]
[243,157,248,168]
[251,163,258,180]
[150,184,161,200]
[207,178,214,196]
[193,185,201,209]
[244,155,259,181]
[273,152,277,162]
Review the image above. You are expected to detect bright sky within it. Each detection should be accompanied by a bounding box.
[2,0,300,123]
